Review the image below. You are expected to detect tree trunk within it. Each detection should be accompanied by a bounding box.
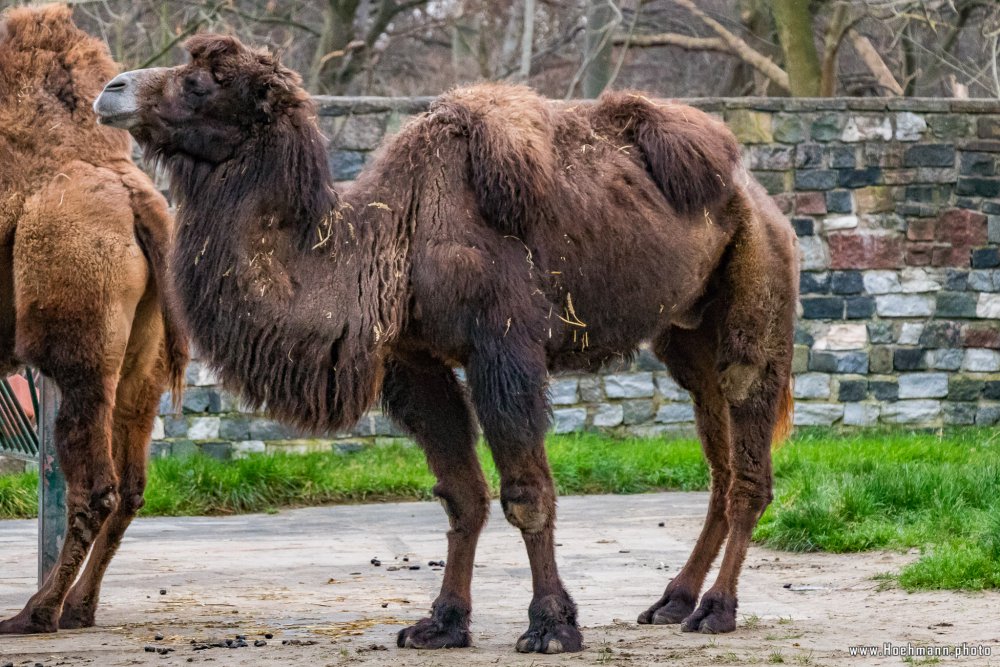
[770,0,820,96]
[520,0,536,81]
[583,0,614,98]
[308,0,360,93]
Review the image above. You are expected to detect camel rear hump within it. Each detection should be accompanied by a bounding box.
[591,92,740,216]
[431,82,556,238]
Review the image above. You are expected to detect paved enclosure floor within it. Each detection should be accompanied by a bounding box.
[1,493,998,666]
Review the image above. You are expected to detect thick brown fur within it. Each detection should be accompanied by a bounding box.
[0,4,188,635]
[100,34,798,653]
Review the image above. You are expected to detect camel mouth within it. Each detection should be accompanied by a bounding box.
[94,71,149,130]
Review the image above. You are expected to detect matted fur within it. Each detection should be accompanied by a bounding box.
[0,4,187,395]
[105,34,799,650]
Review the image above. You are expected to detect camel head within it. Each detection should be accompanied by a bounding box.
[94,34,309,164]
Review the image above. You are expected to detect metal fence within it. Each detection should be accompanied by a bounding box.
[1,371,65,585]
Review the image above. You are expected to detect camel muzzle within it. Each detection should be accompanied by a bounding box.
[94,69,162,129]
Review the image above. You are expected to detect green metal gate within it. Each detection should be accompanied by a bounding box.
[1,371,65,585]
[0,372,38,461]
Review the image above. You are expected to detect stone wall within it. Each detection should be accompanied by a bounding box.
[150,96,1000,459]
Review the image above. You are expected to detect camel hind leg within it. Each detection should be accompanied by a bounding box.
[59,297,166,629]
[383,353,490,649]
[679,186,797,634]
[639,324,731,625]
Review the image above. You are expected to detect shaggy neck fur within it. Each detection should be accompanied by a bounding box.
[164,112,409,433]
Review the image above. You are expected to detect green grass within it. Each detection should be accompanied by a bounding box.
[2,428,998,591]
[756,427,1000,590]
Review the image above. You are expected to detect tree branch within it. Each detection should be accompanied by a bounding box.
[848,28,904,95]
[670,0,790,92]
[613,32,730,52]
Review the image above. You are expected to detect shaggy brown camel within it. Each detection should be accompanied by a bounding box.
[94,35,797,653]
[0,5,187,634]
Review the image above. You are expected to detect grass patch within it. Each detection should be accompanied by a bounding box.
[757,427,1000,590]
[1,427,998,590]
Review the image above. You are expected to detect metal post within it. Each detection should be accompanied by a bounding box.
[37,376,64,588]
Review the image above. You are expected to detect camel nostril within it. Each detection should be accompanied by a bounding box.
[103,78,127,93]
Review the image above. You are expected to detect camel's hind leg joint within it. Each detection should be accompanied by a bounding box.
[383,354,489,650]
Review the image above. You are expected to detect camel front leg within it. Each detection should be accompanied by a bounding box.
[0,377,117,634]
[383,354,490,649]
[468,339,583,654]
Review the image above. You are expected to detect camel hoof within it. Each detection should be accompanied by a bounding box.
[637,589,696,625]
[396,617,471,650]
[58,605,95,630]
[680,590,737,634]
[515,593,583,653]
[0,607,58,635]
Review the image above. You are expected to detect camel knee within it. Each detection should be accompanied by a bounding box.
[501,486,553,534]
[718,362,761,404]
[434,484,489,535]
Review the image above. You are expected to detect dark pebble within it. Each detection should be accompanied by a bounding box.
[371,559,381,566]
[427,560,446,567]
[658,522,665,527]
[159,589,167,595]
[254,640,267,647]
[381,602,388,608]
[408,565,420,570]
[236,635,246,641]
[402,557,409,562]
[783,583,792,588]
[264,633,273,639]
[156,648,174,655]
[387,566,399,571]
[144,646,157,653]
[154,633,164,641]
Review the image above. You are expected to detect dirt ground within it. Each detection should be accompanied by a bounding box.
[1,493,997,666]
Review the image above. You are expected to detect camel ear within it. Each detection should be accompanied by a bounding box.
[184,34,243,62]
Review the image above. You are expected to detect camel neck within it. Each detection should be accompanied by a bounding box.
[165,124,399,434]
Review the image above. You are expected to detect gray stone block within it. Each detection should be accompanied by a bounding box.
[963,349,1000,372]
[233,440,267,458]
[897,373,949,399]
[843,403,879,426]
[578,377,604,402]
[592,403,624,428]
[875,294,935,317]
[793,373,832,399]
[199,442,232,460]
[621,400,655,425]
[926,349,963,371]
[220,416,251,441]
[881,400,941,424]
[187,416,221,440]
[604,373,655,399]
[975,404,1000,425]
[655,403,695,424]
[552,408,587,434]
[793,402,844,426]
[549,378,579,405]
[944,402,977,425]
[655,374,690,401]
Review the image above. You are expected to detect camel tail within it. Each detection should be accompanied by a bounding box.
[593,91,741,216]
[771,375,794,448]
[134,221,189,409]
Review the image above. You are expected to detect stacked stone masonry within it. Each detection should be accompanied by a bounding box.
[150,96,1000,459]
